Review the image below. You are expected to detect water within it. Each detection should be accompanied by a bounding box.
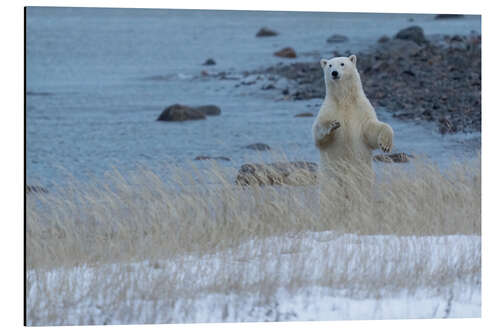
[26,7,481,188]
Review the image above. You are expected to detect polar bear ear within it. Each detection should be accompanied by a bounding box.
[320,59,328,68]
[349,54,357,65]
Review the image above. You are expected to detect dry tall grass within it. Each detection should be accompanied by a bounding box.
[25,155,481,325]
[27,156,480,269]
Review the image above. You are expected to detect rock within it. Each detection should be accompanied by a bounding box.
[256,27,278,37]
[262,84,276,90]
[438,117,457,134]
[26,91,53,96]
[326,34,349,43]
[373,152,413,163]
[274,47,297,58]
[194,105,221,116]
[241,78,256,86]
[435,14,464,20]
[294,112,314,117]
[203,58,216,66]
[235,161,318,186]
[422,110,434,120]
[378,35,390,43]
[157,104,206,121]
[157,104,221,121]
[395,26,427,45]
[26,185,48,194]
[245,143,271,151]
[402,69,415,76]
[450,35,464,42]
[194,155,230,161]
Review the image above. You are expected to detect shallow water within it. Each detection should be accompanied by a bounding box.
[26,7,481,188]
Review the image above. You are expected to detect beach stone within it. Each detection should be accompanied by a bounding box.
[235,161,318,186]
[395,26,427,45]
[378,35,390,43]
[203,58,216,66]
[294,112,314,117]
[245,143,271,151]
[450,35,464,42]
[262,84,276,90]
[327,34,349,43]
[274,47,297,58]
[438,117,457,134]
[157,104,206,121]
[26,91,53,96]
[256,27,278,37]
[194,155,230,161]
[373,152,413,163]
[435,14,464,20]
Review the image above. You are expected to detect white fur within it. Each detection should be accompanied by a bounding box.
[312,55,394,185]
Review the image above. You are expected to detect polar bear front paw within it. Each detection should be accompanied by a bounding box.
[377,126,393,153]
[327,120,341,135]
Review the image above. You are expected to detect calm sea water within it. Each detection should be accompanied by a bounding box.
[26,7,481,188]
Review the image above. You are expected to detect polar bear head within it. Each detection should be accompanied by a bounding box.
[320,55,358,84]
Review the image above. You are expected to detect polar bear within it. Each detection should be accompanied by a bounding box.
[312,55,393,191]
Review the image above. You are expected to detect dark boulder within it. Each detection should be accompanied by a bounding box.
[245,143,271,151]
[274,47,297,58]
[395,26,427,45]
[203,58,216,66]
[256,27,278,37]
[157,104,206,121]
[377,35,390,43]
[326,34,349,43]
[373,152,414,163]
[294,112,314,117]
[450,35,464,42]
[194,155,231,161]
[438,117,457,134]
[435,14,464,20]
[26,91,53,96]
[236,161,318,186]
[262,84,276,90]
[157,104,222,121]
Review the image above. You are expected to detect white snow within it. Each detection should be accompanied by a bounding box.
[26,232,481,325]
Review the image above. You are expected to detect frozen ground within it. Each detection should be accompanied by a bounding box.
[26,232,481,325]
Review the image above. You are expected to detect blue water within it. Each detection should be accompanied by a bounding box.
[26,7,481,188]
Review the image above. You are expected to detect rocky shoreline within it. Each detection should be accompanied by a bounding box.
[254,28,481,134]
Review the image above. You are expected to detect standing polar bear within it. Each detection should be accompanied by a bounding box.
[312,55,393,189]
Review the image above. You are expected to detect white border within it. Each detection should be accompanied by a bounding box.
[3,0,498,332]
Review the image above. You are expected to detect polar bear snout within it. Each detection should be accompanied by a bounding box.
[332,70,339,79]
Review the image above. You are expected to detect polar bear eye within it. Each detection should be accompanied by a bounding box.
[341,63,344,66]
[329,64,332,68]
